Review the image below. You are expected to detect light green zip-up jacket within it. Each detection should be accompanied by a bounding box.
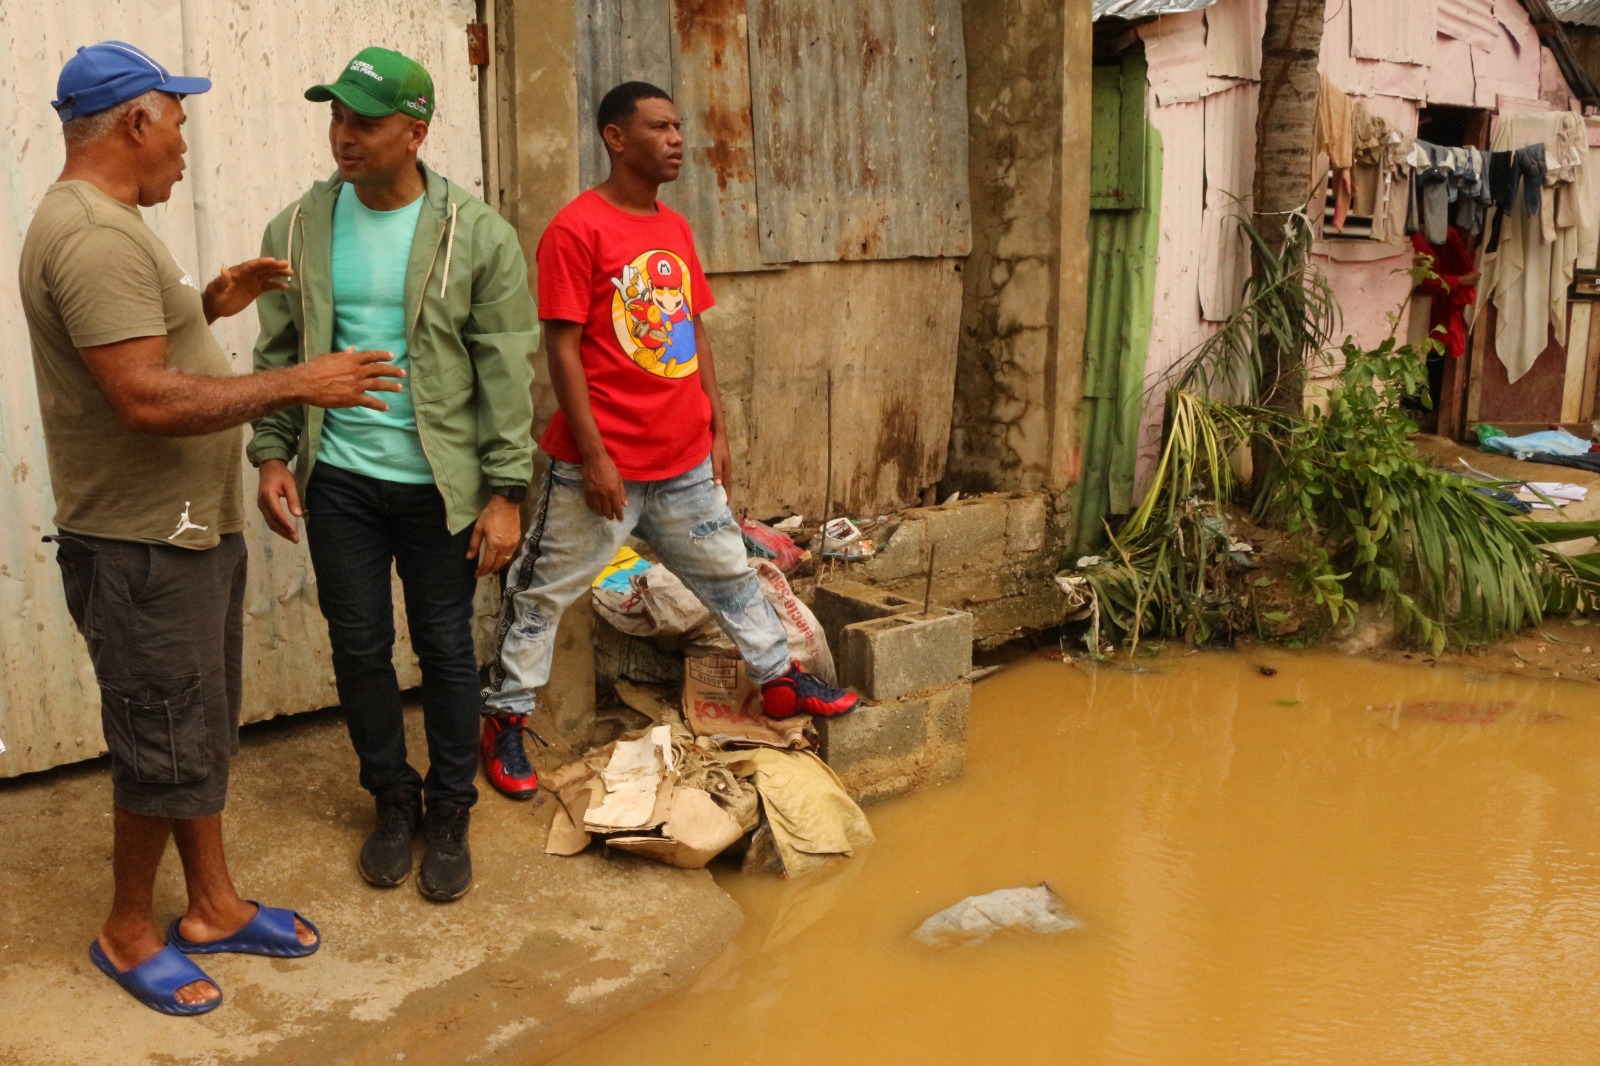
[247,163,536,534]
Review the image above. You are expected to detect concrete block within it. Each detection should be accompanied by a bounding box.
[921,497,1011,564]
[839,607,973,700]
[857,517,929,582]
[820,682,969,805]
[970,587,1065,648]
[1005,493,1049,555]
[860,497,1017,585]
[811,580,922,656]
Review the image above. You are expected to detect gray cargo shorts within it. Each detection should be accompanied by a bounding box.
[51,531,246,819]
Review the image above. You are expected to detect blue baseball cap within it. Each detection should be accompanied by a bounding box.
[52,41,211,122]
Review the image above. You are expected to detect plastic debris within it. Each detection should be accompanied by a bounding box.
[821,516,875,560]
[593,546,652,592]
[741,518,808,572]
[821,516,861,552]
[911,883,1080,948]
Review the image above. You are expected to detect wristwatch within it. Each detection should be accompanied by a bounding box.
[490,484,528,504]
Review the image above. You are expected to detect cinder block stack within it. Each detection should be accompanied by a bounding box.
[814,584,974,805]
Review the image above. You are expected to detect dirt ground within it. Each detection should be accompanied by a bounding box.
[0,703,743,1066]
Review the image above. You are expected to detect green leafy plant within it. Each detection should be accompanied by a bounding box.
[1068,214,1598,654]
[1263,334,1592,652]
[1080,392,1257,650]
[1170,211,1339,407]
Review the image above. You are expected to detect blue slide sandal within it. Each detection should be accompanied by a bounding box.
[167,902,320,958]
[89,940,222,1017]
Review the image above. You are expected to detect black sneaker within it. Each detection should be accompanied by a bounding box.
[360,787,421,887]
[418,802,473,902]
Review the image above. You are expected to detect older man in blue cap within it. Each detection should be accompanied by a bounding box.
[19,41,405,1016]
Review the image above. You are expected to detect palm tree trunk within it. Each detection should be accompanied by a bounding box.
[1252,0,1326,417]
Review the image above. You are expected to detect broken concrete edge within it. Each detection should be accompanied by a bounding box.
[0,703,747,1066]
[850,492,1054,583]
[820,492,1064,645]
[578,490,1062,828]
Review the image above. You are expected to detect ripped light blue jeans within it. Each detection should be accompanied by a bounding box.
[481,455,790,715]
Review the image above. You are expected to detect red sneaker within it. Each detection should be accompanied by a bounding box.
[481,713,541,800]
[760,663,860,719]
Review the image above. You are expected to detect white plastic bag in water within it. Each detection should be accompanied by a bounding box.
[912,883,1079,947]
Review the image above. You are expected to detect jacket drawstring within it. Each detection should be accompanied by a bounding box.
[287,204,300,275]
[440,201,457,298]
[288,204,308,362]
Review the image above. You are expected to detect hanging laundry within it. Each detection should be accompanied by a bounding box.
[1486,146,1546,253]
[1410,225,1478,358]
[1408,140,1456,245]
[1350,102,1411,243]
[1454,147,1492,240]
[1313,74,1354,231]
[1479,110,1589,384]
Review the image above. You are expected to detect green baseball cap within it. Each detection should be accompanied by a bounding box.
[305,47,434,123]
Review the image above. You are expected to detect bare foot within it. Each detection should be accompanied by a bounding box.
[98,922,220,1007]
[176,902,318,948]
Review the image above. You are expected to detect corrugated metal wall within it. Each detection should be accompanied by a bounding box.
[1076,124,1163,552]
[0,0,490,776]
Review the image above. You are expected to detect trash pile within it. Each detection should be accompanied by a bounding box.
[544,522,874,877]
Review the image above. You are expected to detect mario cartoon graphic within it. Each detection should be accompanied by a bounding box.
[609,250,698,379]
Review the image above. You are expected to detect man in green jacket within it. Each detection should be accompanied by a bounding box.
[248,47,536,902]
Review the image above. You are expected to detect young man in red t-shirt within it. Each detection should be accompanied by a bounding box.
[478,82,858,798]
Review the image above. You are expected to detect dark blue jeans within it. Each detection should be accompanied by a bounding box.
[305,463,480,810]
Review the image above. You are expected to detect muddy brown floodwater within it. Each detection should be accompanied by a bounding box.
[551,651,1600,1065]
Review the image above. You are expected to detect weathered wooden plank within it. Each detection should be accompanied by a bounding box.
[704,259,964,518]
[663,0,766,273]
[746,0,972,264]
[576,0,675,188]
[576,0,620,189]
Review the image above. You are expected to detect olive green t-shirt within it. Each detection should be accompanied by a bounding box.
[19,181,244,549]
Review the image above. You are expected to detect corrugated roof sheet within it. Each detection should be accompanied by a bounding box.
[1205,0,1265,80]
[1550,0,1600,27]
[1079,121,1163,550]
[1094,0,1217,21]
[1140,8,1246,103]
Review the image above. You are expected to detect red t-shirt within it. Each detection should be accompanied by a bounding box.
[535,190,715,480]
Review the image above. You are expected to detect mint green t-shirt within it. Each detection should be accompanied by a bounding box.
[317,183,434,483]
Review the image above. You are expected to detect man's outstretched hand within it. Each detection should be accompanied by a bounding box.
[204,257,292,323]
